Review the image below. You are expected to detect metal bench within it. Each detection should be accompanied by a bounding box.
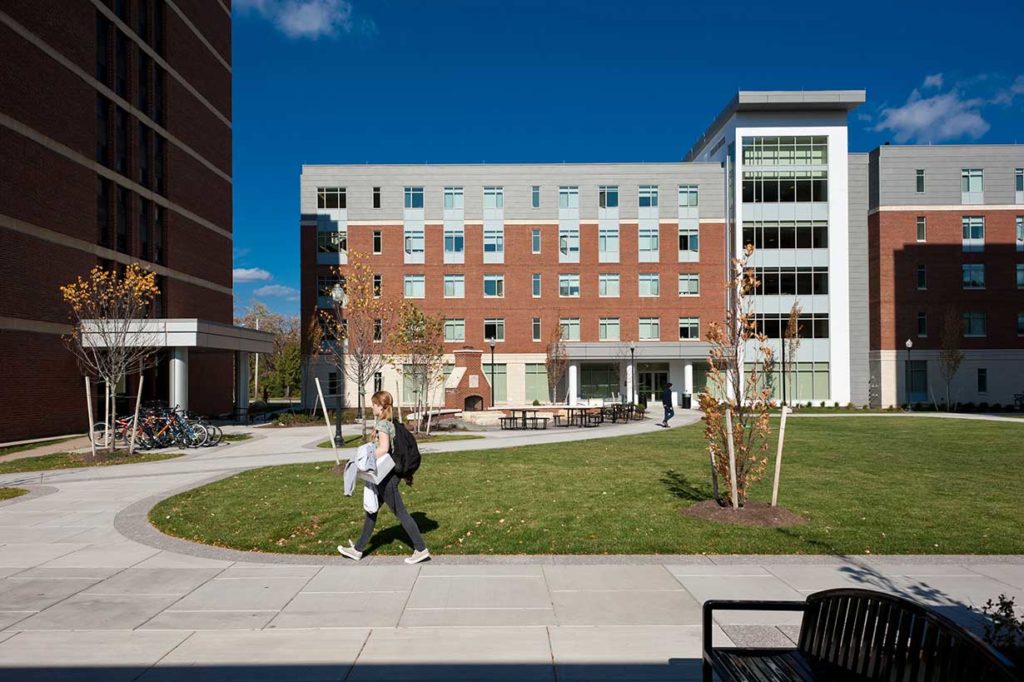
[702,588,1018,682]
[526,416,549,430]
[498,416,519,430]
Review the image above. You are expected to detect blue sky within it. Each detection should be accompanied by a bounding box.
[231,0,1024,317]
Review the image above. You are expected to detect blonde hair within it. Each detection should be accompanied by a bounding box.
[371,390,394,422]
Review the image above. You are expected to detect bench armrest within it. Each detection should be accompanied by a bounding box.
[702,599,806,654]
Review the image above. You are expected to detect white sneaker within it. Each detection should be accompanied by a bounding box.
[337,542,362,561]
[404,548,431,564]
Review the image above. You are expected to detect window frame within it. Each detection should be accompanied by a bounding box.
[403,274,425,299]
[558,273,581,298]
[484,318,505,342]
[403,186,424,209]
[598,185,619,209]
[599,317,620,341]
[915,169,926,193]
[638,317,660,341]
[638,185,659,208]
[483,274,505,298]
[678,317,700,340]
[317,187,347,210]
[443,274,465,299]
[638,273,660,297]
[598,273,620,298]
[443,318,465,342]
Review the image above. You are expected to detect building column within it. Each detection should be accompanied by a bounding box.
[683,362,694,405]
[235,351,250,421]
[568,362,579,406]
[625,362,634,404]
[169,347,189,411]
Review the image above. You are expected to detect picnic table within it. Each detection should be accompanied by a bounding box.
[499,409,550,430]
[562,406,601,427]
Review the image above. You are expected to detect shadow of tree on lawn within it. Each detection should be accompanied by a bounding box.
[661,469,714,502]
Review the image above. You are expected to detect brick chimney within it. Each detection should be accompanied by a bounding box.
[445,347,491,411]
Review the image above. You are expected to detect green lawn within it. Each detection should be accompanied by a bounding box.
[221,434,254,443]
[150,418,1024,556]
[0,488,28,501]
[0,436,78,457]
[316,433,484,448]
[0,450,185,474]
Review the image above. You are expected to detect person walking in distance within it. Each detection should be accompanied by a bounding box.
[658,382,674,428]
[338,390,430,564]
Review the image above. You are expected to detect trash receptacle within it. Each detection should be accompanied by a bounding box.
[681,393,692,409]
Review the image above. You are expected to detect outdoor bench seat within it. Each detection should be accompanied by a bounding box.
[702,588,1018,682]
[498,416,518,430]
[526,416,549,430]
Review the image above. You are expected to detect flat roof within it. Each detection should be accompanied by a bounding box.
[684,90,867,161]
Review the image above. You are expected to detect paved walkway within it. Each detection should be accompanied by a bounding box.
[0,415,1021,680]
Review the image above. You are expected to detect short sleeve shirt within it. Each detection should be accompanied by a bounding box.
[374,419,395,440]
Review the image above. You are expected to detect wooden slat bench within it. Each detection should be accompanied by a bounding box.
[498,416,518,430]
[702,588,1019,682]
[526,416,549,430]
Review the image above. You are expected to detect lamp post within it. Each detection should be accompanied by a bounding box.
[630,345,636,404]
[331,284,348,446]
[488,337,496,407]
[904,338,914,410]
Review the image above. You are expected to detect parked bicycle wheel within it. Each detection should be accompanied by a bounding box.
[91,422,109,446]
[204,424,223,446]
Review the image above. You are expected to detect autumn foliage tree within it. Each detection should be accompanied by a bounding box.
[545,322,568,403]
[697,246,776,507]
[389,302,446,434]
[61,264,160,451]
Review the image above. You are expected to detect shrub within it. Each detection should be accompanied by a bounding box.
[978,401,990,411]
[532,399,541,406]
[978,594,1024,669]
[820,401,827,408]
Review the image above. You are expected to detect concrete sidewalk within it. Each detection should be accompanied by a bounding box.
[0,416,1020,680]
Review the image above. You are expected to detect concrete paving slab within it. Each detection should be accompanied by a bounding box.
[553,589,701,626]
[302,565,418,593]
[417,564,545,577]
[0,629,190,681]
[0,610,35,629]
[968,564,1024,589]
[0,567,24,578]
[892,574,1023,611]
[215,564,322,580]
[0,577,99,610]
[0,542,89,568]
[665,565,772,578]
[673,576,805,626]
[9,566,124,580]
[0,526,103,543]
[138,629,370,681]
[348,626,554,681]
[399,606,557,627]
[544,565,682,592]
[40,542,160,569]
[407,575,550,609]
[14,593,179,630]
[765,564,906,593]
[268,591,408,628]
[83,568,221,596]
[172,576,310,611]
[141,609,278,630]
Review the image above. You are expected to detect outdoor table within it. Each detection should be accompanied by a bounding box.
[513,408,540,430]
[563,407,598,427]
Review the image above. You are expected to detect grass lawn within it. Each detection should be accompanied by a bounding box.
[0,436,79,457]
[0,488,28,501]
[316,433,484,448]
[221,434,253,443]
[150,417,1024,556]
[0,450,185,474]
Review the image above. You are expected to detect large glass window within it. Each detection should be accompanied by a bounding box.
[678,273,700,296]
[638,227,659,259]
[317,230,346,255]
[483,186,504,209]
[444,226,464,255]
[754,313,830,339]
[752,267,828,295]
[599,274,620,297]
[404,187,424,209]
[559,225,580,261]
[484,226,504,257]
[961,169,983,193]
[317,275,344,300]
[639,317,660,340]
[404,226,425,257]
[599,185,618,209]
[580,365,619,400]
[559,186,579,209]
[525,364,548,402]
[484,318,505,342]
[599,318,620,341]
[444,319,465,342]
[962,263,985,289]
[599,226,619,261]
[742,171,828,203]
[679,317,700,340]
[317,187,346,209]
[483,274,505,298]
[403,274,425,299]
[443,186,463,210]
[481,363,507,402]
[962,312,987,337]
[741,136,828,165]
[559,318,580,341]
[742,221,828,250]
[962,216,985,252]
[558,274,580,297]
[444,274,464,298]
[638,185,659,208]
[638,273,659,297]
[678,185,699,207]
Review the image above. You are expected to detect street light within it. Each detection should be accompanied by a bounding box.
[630,345,636,404]
[904,338,914,410]
[488,337,496,407]
[331,284,348,446]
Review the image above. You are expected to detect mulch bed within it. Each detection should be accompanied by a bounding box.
[680,500,807,527]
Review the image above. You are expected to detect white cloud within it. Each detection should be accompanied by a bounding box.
[235,0,355,39]
[233,267,273,283]
[874,78,990,143]
[991,75,1024,106]
[922,73,944,90]
[254,284,300,301]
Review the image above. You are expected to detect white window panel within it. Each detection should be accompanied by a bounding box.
[559,225,580,263]
[559,274,580,297]
[638,185,659,208]
[443,186,464,210]
[483,274,505,298]
[679,273,700,296]
[404,226,425,264]
[599,317,620,341]
[559,186,579,209]
[639,317,660,340]
[599,225,619,263]
[444,274,464,298]
[599,185,619,209]
[559,318,580,341]
[679,317,700,340]
[403,274,425,299]
[638,273,659,297]
[404,187,423,209]
[483,186,504,209]
[484,318,505,342]
[962,217,985,253]
[444,319,465,342]
[599,274,620,298]
[638,226,660,262]
[444,226,464,264]
[678,226,699,262]
[483,225,505,263]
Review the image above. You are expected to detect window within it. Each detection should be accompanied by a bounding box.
[97,177,111,247]
[1017,169,1024,193]
[638,273,660,297]
[484,274,505,298]
[1017,217,1023,252]
[598,226,619,262]
[96,95,110,165]
[679,317,700,340]
[559,186,579,209]
[373,319,383,342]
[741,171,828,203]
[403,274,425,298]
[961,168,983,193]
[96,14,110,83]
[531,185,540,208]
[404,226,425,261]
[638,185,658,208]
[317,230,346,254]
[481,363,507,402]
[678,185,699,207]
[977,368,988,393]
[153,205,164,264]
[444,319,465,342]
[317,187,346,209]
[917,312,928,337]
[1018,264,1024,289]
[404,186,423,209]
[1018,313,1024,336]
[138,198,150,261]
[483,226,504,260]
[328,372,340,395]
[444,274,464,298]
[678,226,699,256]
[599,317,620,341]
[599,274,620,297]
[916,217,927,242]
[373,372,383,394]
[559,274,580,297]
[963,311,987,337]
[532,273,541,297]
[741,136,828,165]
[742,221,828,250]
[484,318,505,342]
[154,135,165,193]
[443,186,463,210]
[962,264,985,289]
[373,187,381,208]
[962,216,985,252]
[559,318,580,341]
[114,106,127,173]
[532,229,541,254]
[599,185,619,209]
[525,364,548,402]
[678,273,700,297]
[316,275,344,301]
[559,225,579,262]
[114,31,127,96]
[532,318,542,342]
[115,186,129,254]
[916,265,927,290]
[373,230,382,254]
[753,267,829,295]
[639,317,660,340]
[373,274,382,298]
[915,169,926,193]
[638,226,660,260]
[444,227,464,257]
[483,186,503,209]
[138,124,150,186]
[754,313,830,339]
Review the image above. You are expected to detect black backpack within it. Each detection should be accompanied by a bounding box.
[390,419,421,482]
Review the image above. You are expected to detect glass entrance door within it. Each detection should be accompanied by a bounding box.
[638,369,669,405]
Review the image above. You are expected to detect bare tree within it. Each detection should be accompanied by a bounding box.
[697,246,776,507]
[783,302,803,405]
[545,322,569,404]
[388,302,446,434]
[311,252,393,437]
[61,264,160,452]
[938,306,964,411]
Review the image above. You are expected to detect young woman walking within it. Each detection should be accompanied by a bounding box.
[338,390,430,564]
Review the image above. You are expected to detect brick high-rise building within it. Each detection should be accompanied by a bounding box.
[0,1,266,442]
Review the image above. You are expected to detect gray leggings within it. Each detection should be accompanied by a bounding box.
[354,474,426,552]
